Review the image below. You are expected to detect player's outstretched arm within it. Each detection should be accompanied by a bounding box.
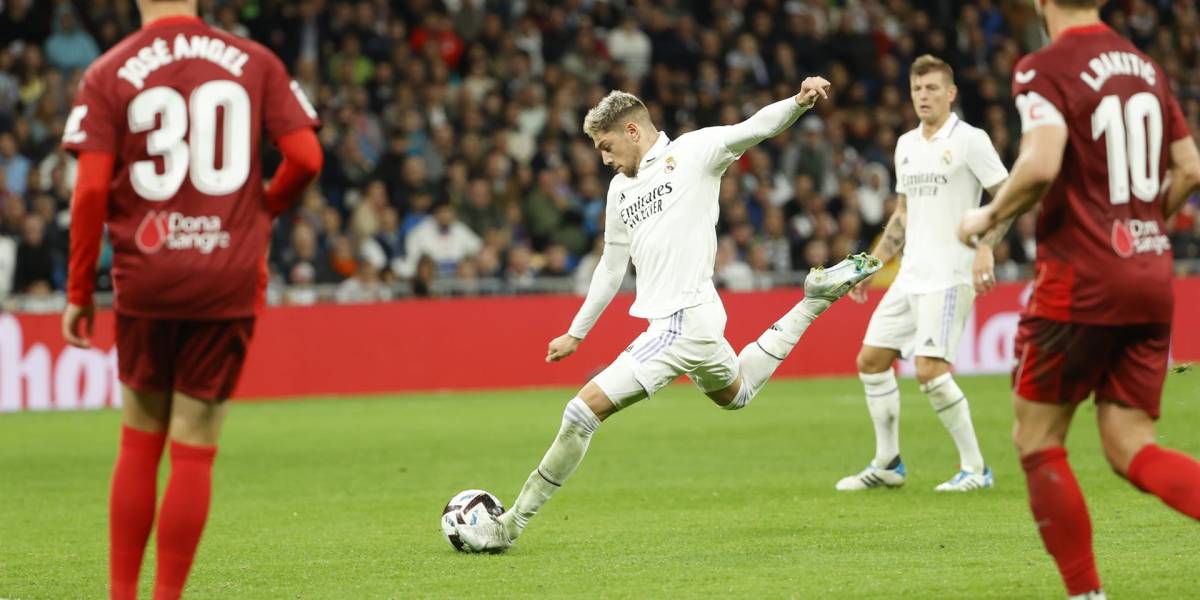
[958,126,1067,247]
[849,195,906,303]
[1165,137,1200,218]
[62,151,115,349]
[718,77,831,157]
[547,243,631,363]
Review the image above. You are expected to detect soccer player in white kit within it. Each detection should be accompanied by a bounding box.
[455,78,882,552]
[836,55,1011,492]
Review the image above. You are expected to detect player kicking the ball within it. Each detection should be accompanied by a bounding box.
[837,55,1009,493]
[959,0,1200,597]
[61,1,322,598]
[456,79,881,552]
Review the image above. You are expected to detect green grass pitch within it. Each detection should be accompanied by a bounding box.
[2,374,1198,598]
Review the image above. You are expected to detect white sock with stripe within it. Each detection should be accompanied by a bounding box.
[922,373,985,473]
[500,397,600,540]
[860,370,901,469]
[730,299,823,409]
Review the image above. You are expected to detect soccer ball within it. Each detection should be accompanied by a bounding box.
[440,489,505,552]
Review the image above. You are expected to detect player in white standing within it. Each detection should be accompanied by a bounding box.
[836,55,1010,492]
[456,78,882,551]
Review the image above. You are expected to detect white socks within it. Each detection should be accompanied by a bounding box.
[922,373,985,473]
[500,397,600,540]
[729,298,824,410]
[860,370,901,469]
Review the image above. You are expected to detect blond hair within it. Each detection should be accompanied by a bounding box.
[910,54,954,83]
[582,90,650,139]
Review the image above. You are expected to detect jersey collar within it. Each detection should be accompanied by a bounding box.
[1059,22,1109,39]
[925,112,960,142]
[640,131,671,168]
[143,15,204,30]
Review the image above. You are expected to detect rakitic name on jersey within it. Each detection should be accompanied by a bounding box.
[1080,50,1156,92]
[619,182,674,229]
[117,34,250,90]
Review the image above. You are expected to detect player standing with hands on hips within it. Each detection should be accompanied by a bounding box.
[959,0,1200,598]
[61,1,322,597]
[455,78,882,552]
[837,55,1009,492]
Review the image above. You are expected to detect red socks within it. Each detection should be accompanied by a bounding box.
[1128,444,1200,520]
[1020,447,1100,596]
[153,441,218,600]
[110,426,167,600]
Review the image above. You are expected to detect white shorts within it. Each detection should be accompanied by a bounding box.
[863,284,975,362]
[592,300,739,408]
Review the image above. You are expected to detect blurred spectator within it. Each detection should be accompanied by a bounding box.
[395,199,481,278]
[336,262,393,304]
[0,132,32,199]
[44,7,99,74]
[716,237,754,291]
[14,214,55,293]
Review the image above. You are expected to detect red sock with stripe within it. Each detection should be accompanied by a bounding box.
[110,426,167,600]
[153,441,217,600]
[1128,444,1200,520]
[1020,447,1101,596]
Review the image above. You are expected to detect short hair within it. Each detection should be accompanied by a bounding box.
[583,91,649,139]
[910,54,954,83]
[1052,0,1100,7]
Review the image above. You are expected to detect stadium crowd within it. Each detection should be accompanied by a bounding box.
[1,0,1198,305]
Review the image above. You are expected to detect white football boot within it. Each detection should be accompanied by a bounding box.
[1068,590,1107,600]
[804,253,884,302]
[835,460,907,491]
[934,466,994,492]
[454,513,513,553]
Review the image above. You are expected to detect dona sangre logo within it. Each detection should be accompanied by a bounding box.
[135,210,231,254]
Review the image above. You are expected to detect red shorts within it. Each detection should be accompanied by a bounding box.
[1012,316,1170,419]
[115,315,256,401]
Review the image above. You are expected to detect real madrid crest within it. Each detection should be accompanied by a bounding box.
[665,155,676,173]
[941,149,953,165]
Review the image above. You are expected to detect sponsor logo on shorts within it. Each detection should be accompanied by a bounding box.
[1110,218,1170,258]
[135,210,232,255]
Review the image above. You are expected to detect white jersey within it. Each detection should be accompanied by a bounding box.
[604,129,739,318]
[893,113,1008,294]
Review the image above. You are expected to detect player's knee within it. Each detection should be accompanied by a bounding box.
[1098,426,1150,477]
[913,358,948,385]
[577,381,617,422]
[856,347,891,374]
[1012,419,1066,457]
[562,396,602,434]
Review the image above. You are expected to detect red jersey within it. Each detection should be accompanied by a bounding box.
[1011,23,1189,325]
[62,16,319,319]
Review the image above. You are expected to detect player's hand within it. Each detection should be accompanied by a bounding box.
[972,244,996,294]
[957,206,994,248]
[796,76,832,109]
[546,334,582,363]
[62,303,95,349]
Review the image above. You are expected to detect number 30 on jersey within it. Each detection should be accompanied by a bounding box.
[128,80,251,200]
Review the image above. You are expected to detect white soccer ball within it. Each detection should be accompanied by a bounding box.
[440,489,505,552]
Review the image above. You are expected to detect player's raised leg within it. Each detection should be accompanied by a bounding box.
[1015,397,1102,598]
[716,253,882,410]
[108,386,170,600]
